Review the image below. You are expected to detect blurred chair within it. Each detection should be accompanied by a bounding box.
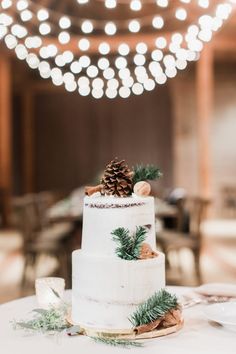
[221,186,236,218]
[11,194,74,290]
[157,197,210,284]
[0,188,4,227]
[0,187,9,228]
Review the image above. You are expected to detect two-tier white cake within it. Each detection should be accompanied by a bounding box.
[72,193,165,331]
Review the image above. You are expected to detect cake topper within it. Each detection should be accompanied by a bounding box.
[85,158,162,197]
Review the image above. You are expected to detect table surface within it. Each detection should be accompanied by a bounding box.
[1,287,235,354]
[202,219,236,239]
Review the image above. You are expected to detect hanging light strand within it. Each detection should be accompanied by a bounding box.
[0,0,233,98]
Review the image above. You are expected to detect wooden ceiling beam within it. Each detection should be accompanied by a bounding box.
[2,31,236,60]
[0,55,12,226]
[37,32,236,55]
[40,32,174,54]
[212,35,236,52]
[196,44,214,199]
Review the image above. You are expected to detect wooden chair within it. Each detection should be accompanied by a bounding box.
[157,197,210,285]
[11,194,74,290]
[221,186,236,218]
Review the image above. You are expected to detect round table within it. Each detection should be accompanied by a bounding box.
[0,287,235,354]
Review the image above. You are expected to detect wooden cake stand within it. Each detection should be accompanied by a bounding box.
[67,313,184,340]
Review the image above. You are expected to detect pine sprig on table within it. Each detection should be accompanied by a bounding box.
[129,289,178,327]
[111,226,147,260]
[91,336,143,348]
[13,306,69,332]
[133,165,162,185]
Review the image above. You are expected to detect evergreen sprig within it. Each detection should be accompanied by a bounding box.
[91,336,143,348]
[133,165,162,185]
[14,305,69,333]
[129,289,178,327]
[111,226,147,260]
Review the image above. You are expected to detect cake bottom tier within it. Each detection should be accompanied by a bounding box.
[72,250,165,330]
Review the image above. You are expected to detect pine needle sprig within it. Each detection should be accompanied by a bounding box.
[13,306,69,333]
[133,165,162,185]
[91,336,144,348]
[129,289,178,327]
[111,226,147,260]
[131,226,147,259]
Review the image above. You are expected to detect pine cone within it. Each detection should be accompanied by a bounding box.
[101,159,133,197]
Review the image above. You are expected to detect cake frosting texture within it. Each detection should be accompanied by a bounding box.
[82,195,156,256]
[72,194,165,330]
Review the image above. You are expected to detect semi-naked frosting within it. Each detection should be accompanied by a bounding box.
[82,195,156,257]
[72,194,165,330]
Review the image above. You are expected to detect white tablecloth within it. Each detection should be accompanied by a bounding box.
[0,287,235,354]
[202,219,236,239]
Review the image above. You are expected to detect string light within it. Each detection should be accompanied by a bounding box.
[130,0,142,11]
[105,0,116,8]
[136,42,148,54]
[152,16,164,29]
[132,83,144,95]
[0,24,8,39]
[104,22,116,35]
[98,57,110,70]
[78,38,90,51]
[156,0,169,8]
[119,86,131,98]
[39,22,51,35]
[155,36,167,49]
[87,65,99,78]
[175,8,188,21]
[198,0,209,8]
[37,9,49,21]
[16,0,28,11]
[79,55,91,68]
[59,16,71,29]
[81,20,93,33]
[98,42,110,55]
[118,43,130,56]
[128,20,140,33]
[1,0,12,9]
[0,0,233,99]
[58,31,70,44]
[20,9,32,22]
[77,0,89,4]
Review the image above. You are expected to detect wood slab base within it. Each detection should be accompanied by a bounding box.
[67,313,184,340]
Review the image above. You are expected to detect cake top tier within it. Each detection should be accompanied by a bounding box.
[82,194,156,258]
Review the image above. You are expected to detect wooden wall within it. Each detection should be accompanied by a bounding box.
[11,59,236,217]
[171,62,236,215]
[14,85,173,194]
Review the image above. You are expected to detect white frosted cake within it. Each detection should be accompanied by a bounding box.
[72,192,165,331]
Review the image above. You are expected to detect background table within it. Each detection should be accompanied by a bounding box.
[0,287,235,354]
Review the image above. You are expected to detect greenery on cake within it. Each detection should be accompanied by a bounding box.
[111,226,147,260]
[132,164,162,185]
[91,336,143,348]
[129,289,179,328]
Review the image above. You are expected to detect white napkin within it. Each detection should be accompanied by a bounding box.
[195,283,236,297]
